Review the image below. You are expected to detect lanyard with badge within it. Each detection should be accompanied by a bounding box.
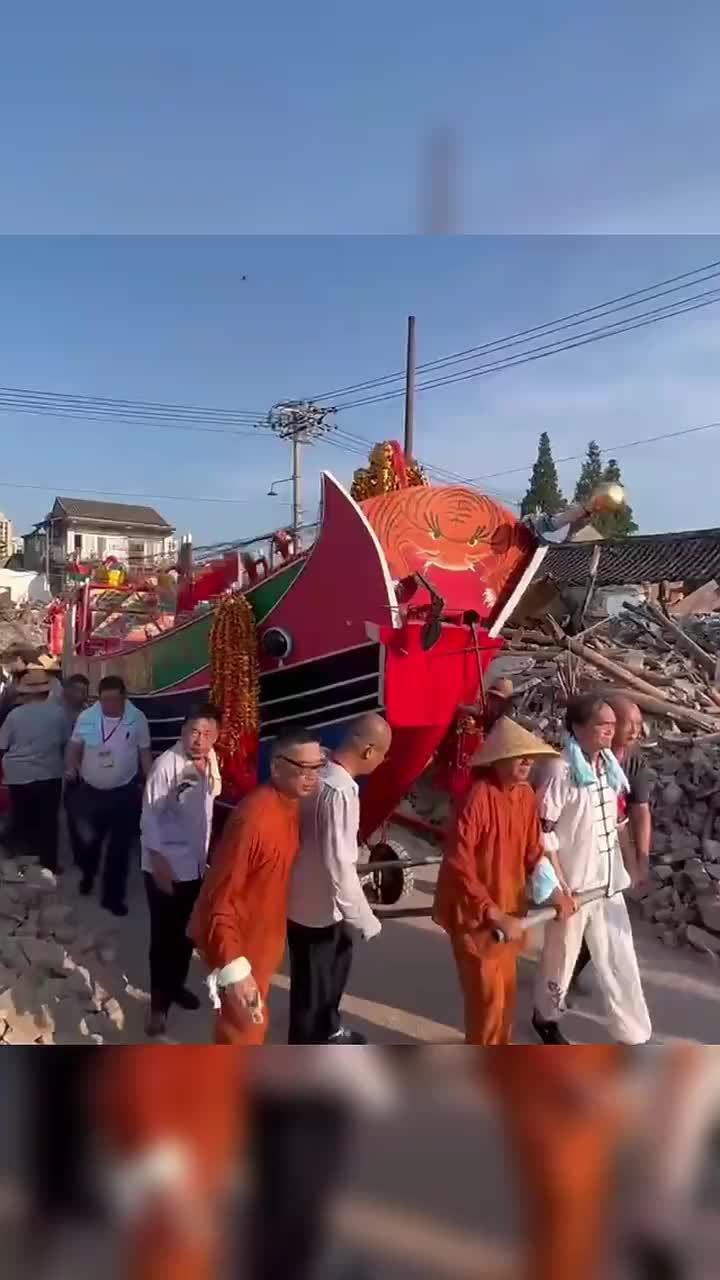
[98,715,124,770]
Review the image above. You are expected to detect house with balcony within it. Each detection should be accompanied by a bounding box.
[24,497,176,593]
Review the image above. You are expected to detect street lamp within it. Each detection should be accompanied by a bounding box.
[267,477,293,497]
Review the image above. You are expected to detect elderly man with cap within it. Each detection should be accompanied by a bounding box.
[0,666,69,870]
[433,717,576,1045]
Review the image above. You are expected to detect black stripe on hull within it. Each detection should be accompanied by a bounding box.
[137,643,383,747]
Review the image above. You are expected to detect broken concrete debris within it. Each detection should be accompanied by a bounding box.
[504,601,720,956]
[0,855,129,1043]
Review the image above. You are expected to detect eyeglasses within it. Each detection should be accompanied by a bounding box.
[278,755,326,776]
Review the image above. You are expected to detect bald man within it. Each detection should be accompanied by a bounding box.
[570,693,652,999]
[286,713,392,1044]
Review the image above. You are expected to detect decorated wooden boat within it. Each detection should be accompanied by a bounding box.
[64,441,618,837]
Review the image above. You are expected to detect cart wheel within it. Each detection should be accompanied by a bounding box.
[360,839,415,907]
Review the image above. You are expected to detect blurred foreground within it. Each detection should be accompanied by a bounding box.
[0,1046,718,1280]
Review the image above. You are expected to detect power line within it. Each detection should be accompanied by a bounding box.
[0,385,264,423]
[470,420,720,483]
[309,257,720,402]
[0,480,279,505]
[330,287,720,410]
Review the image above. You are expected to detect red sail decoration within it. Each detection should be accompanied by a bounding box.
[209,593,260,799]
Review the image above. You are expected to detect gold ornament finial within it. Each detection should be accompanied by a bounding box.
[587,481,625,514]
[351,440,427,502]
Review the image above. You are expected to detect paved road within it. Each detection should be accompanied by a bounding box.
[2,1061,717,1279]
[73,824,720,1046]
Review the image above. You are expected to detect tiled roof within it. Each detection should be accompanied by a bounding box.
[52,497,173,531]
[542,528,720,588]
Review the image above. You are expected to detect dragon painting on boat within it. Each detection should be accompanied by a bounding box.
[59,439,625,858]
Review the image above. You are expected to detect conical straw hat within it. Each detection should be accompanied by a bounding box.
[471,716,558,767]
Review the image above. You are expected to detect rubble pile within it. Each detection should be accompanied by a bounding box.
[505,599,720,959]
[636,743,720,957]
[0,857,127,1044]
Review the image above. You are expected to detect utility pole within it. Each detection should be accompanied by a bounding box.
[265,401,336,547]
[291,433,302,533]
[403,315,416,457]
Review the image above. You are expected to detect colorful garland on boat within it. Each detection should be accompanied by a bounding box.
[209,592,260,799]
[350,440,427,502]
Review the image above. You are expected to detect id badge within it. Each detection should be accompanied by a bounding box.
[98,749,114,770]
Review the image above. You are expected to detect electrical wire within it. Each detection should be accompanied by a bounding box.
[0,479,279,505]
[308,257,720,402]
[470,420,720,483]
[330,287,720,410]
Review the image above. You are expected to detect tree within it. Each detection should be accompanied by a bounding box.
[573,440,603,504]
[592,458,638,537]
[520,432,565,517]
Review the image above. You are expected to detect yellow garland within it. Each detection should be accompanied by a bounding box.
[351,440,427,502]
[209,592,259,762]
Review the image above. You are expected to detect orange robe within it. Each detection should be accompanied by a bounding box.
[189,784,300,1044]
[95,1046,245,1280]
[433,777,543,1045]
[483,1047,625,1280]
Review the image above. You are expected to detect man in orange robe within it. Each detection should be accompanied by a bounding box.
[433,717,575,1044]
[189,728,326,1044]
[483,1046,625,1280]
[96,1046,245,1280]
[483,1044,706,1280]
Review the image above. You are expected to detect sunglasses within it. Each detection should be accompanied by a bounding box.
[278,754,326,775]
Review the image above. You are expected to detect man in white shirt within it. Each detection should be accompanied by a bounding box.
[65,674,152,917]
[287,712,392,1044]
[141,703,222,1038]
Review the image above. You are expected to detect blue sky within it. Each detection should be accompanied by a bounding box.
[2,4,720,542]
[2,2,720,234]
[2,235,720,541]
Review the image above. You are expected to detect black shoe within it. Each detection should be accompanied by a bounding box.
[173,987,201,1012]
[79,875,93,896]
[328,1028,368,1044]
[627,1235,687,1280]
[102,901,128,917]
[145,1009,168,1038]
[531,1012,572,1045]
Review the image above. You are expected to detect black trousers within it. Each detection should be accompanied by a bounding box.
[246,1094,352,1280]
[8,778,62,871]
[144,872,202,1013]
[287,919,354,1044]
[70,778,140,908]
[64,780,84,867]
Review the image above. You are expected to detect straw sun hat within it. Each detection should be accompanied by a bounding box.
[17,668,51,696]
[471,716,558,768]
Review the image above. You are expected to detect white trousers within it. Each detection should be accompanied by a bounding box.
[632,1049,720,1237]
[534,894,652,1044]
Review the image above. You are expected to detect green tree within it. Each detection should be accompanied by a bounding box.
[592,458,638,537]
[520,432,565,517]
[573,439,603,504]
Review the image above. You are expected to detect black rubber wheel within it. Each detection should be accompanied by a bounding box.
[360,839,414,907]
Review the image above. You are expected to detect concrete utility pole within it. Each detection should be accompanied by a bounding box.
[265,401,336,546]
[403,315,416,457]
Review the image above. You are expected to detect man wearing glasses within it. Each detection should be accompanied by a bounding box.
[286,712,391,1044]
[189,728,326,1044]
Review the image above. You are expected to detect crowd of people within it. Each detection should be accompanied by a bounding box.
[0,648,660,1048]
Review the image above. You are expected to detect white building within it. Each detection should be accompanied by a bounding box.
[24,497,176,590]
[0,512,12,564]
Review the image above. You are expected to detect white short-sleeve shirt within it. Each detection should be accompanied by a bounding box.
[72,700,151,790]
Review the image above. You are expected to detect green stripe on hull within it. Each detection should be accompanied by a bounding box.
[151,559,304,690]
